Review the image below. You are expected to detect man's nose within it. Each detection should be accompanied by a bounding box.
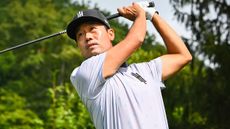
[85,32,93,41]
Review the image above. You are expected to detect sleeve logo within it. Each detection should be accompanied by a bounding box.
[131,72,147,84]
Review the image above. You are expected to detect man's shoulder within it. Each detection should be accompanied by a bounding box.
[71,52,107,80]
[128,57,161,68]
[82,52,106,65]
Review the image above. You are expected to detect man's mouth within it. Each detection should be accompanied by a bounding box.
[87,43,98,49]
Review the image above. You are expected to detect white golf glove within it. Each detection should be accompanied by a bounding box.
[137,1,158,20]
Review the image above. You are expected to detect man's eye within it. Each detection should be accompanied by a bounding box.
[77,32,84,40]
[90,26,97,31]
[77,32,83,37]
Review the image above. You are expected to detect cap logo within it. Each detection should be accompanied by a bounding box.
[104,19,109,25]
[77,11,84,18]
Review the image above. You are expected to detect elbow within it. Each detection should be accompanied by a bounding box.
[184,54,193,64]
[132,31,146,44]
[125,29,146,45]
[125,35,145,46]
[138,34,145,43]
[136,36,145,45]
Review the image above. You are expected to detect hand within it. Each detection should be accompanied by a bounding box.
[117,2,146,21]
[137,1,158,20]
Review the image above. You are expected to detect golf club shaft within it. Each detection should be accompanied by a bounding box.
[0,14,121,54]
[0,1,155,54]
[0,30,67,54]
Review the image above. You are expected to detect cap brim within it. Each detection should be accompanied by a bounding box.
[67,16,109,40]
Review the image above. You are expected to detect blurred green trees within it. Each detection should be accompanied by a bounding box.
[167,0,230,129]
[0,0,229,129]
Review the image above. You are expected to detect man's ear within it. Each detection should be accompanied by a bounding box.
[107,28,115,41]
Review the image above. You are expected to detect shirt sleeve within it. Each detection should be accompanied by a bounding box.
[147,57,163,81]
[147,57,165,89]
[70,53,106,100]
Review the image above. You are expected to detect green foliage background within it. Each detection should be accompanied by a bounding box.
[0,0,229,129]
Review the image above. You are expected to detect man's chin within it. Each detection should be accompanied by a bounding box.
[84,49,106,58]
[91,50,104,56]
[85,52,100,58]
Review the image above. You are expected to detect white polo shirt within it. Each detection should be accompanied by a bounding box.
[70,52,169,129]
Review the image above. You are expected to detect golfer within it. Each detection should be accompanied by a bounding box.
[67,2,192,129]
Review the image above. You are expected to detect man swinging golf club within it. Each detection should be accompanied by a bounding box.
[67,1,192,129]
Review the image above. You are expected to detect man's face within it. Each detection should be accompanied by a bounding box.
[75,21,114,58]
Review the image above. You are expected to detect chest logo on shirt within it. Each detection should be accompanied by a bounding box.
[131,72,147,84]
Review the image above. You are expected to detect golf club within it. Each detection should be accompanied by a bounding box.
[0,1,155,54]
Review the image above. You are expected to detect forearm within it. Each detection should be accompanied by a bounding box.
[123,13,146,46]
[107,13,146,64]
[151,14,192,59]
[103,4,146,78]
[151,13,192,80]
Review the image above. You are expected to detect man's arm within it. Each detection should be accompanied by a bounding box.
[103,3,147,78]
[151,14,192,81]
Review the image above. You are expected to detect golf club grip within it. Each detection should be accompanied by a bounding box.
[106,13,121,20]
[106,1,155,20]
[149,1,155,7]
